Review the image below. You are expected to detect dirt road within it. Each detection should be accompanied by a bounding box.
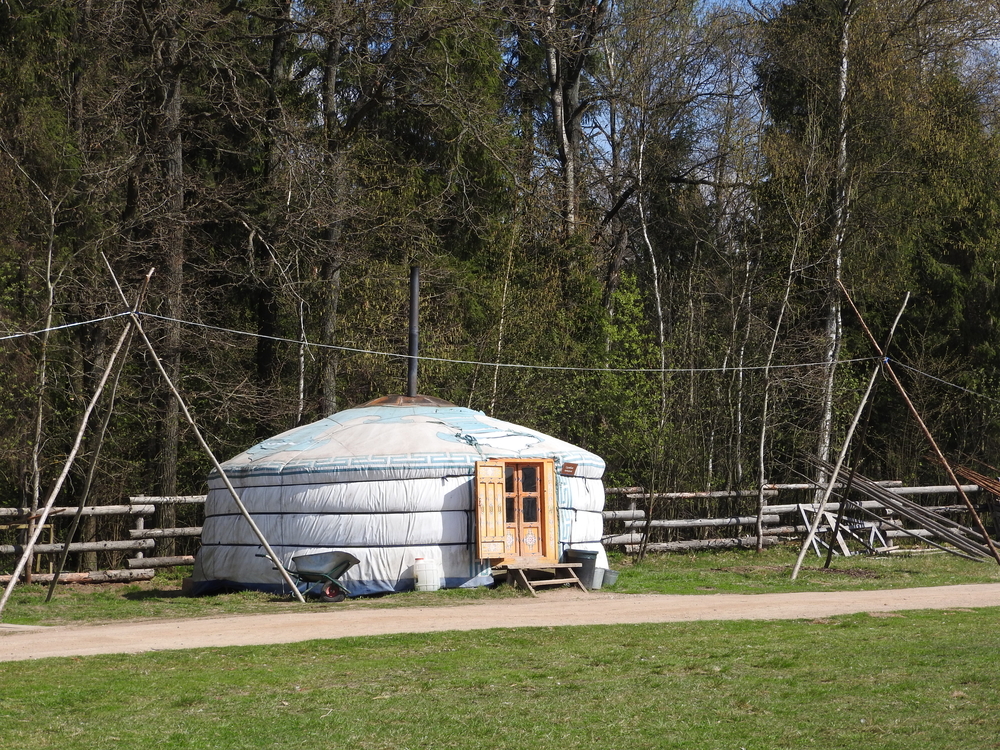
[3,583,999,662]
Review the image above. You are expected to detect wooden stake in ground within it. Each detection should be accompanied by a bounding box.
[103,259,307,602]
[837,279,1000,565]
[790,293,910,579]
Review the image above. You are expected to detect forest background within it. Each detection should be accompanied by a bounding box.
[2,0,1000,557]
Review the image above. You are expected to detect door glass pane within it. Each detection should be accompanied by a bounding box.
[523,497,538,523]
[505,466,514,494]
[505,497,515,524]
[521,466,537,493]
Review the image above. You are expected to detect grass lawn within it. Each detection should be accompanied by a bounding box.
[2,546,999,749]
[3,544,1000,627]
[2,608,998,749]
[607,544,1000,595]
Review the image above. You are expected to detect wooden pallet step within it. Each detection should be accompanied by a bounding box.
[495,562,589,596]
[530,577,581,587]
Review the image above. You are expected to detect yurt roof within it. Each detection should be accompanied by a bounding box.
[209,395,605,487]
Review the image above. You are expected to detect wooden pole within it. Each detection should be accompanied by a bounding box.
[103,258,307,602]
[838,279,1000,564]
[1,539,156,555]
[822,292,910,568]
[823,495,984,562]
[407,265,419,397]
[0,282,142,619]
[791,292,909,579]
[0,570,157,585]
[44,274,150,601]
[791,362,880,578]
[810,459,993,558]
[0,505,154,517]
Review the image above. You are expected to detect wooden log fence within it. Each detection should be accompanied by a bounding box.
[0,495,205,584]
[126,555,196,569]
[129,527,203,540]
[0,504,156,518]
[625,515,782,529]
[0,539,155,555]
[603,481,998,557]
[637,537,780,553]
[4,481,998,583]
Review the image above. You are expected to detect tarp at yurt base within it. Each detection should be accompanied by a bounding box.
[189,395,607,597]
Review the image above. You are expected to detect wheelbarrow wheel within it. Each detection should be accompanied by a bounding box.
[319,582,346,603]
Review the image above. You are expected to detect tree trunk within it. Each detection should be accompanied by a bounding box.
[319,12,345,416]
[251,0,293,435]
[158,31,185,555]
[814,1,853,492]
[27,206,59,584]
[542,0,606,237]
[544,0,576,234]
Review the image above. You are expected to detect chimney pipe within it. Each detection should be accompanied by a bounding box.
[407,266,419,397]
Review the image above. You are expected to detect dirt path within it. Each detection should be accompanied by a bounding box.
[3,583,1000,662]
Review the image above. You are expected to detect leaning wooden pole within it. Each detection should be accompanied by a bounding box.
[0,287,142,620]
[791,292,909,579]
[837,279,1000,565]
[104,260,306,602]
[823,292,909,569]
[44,276,149,601]
[791,358,880,578]
[44,362,127,601]
[808,457,993,558]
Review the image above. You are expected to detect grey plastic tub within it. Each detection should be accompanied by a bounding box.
[564,548,601,589]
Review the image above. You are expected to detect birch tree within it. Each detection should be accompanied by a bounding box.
[756,0,1000,482]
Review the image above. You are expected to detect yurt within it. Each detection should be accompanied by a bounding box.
[190,395,607,596]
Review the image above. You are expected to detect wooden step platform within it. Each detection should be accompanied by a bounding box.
[494,561,588,597]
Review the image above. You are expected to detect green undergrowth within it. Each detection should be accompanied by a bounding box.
[3,544,1000,627]
[2,609,999,749]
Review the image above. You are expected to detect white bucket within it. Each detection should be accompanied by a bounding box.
[414,557,441,592]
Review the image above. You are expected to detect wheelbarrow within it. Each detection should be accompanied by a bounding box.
[290,550,360,602]
[259,550,359,603]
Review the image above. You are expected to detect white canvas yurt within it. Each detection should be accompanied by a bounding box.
[189,395,607,596]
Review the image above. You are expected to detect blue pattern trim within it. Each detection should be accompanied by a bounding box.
[208,403,606,482]
[213,451,604,481]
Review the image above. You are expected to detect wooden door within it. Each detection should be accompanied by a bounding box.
[504,463,543,559]
[474,461,507,559]
[475,458,557,563]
